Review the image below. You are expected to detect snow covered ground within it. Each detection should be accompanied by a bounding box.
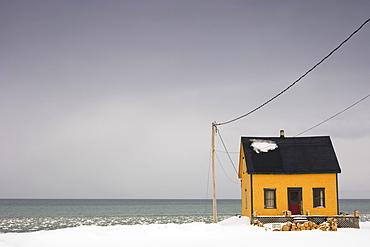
[0,217,369,247]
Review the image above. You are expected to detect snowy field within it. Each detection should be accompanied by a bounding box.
[0,217,369,247]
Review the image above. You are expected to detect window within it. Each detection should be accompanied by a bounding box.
[313,188,325,208]
[244,189,248,209]
[264,189,276,208]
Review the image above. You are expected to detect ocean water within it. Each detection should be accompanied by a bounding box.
[0,199,369,233]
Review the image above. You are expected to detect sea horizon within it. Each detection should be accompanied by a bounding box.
[1,198,369,233]
[1,198,369,200]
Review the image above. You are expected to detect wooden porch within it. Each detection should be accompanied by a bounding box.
[252,215,360,228]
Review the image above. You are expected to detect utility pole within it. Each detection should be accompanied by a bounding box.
[211,122,218,223]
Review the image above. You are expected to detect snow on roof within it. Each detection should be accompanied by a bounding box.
[250,139,278,153]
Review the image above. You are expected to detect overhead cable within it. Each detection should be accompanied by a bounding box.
[204,144,212,214]
[215,152,240,184]
[216,17,370,126]
[248,92,370,151]
[294,93,370,137]
[216,128,238,175]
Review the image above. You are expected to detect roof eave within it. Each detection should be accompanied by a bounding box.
[247,171,341,175]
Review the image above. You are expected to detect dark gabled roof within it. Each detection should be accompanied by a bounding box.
[241,136,341,174]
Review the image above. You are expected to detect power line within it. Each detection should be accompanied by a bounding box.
[247,92,370,151]
[215,152,240,184]
[215,150,239,154]
[221,92,370,152]
[204,143,212,214]
[216,17,370,126]
[294,93,370,137]
[216,128,238,175]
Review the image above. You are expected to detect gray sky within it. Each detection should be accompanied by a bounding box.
[1,0,369,199]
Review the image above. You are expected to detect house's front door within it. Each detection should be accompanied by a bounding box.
[288,188,302,215]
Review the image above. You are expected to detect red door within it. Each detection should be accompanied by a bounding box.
[288,189,302,215]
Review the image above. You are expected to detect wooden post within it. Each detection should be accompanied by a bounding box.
[211,122,218,223]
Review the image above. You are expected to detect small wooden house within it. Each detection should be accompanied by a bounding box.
[238,130,341,218]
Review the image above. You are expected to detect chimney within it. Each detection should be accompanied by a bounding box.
[280,129,285,138]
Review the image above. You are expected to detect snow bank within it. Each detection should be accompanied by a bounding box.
[250,139,278,153]
[0,217,369,247]
[218,216,250,226]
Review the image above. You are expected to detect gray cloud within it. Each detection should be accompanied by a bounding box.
[1,0,369,199]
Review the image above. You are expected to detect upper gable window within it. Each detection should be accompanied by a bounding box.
[244,189,248,209]
[241,156,246,174]
[313,188,325,208]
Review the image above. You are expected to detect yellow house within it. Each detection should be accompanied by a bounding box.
[238,130,341,219]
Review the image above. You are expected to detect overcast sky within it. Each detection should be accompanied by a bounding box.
[1,1,369,199]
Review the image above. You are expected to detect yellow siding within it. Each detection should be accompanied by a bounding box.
[241,171,251,217]
[241,173,338,217]
[253,173,338,216]
[238,143,246,178]
[239,140,340,218]
[240,148,252,218]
